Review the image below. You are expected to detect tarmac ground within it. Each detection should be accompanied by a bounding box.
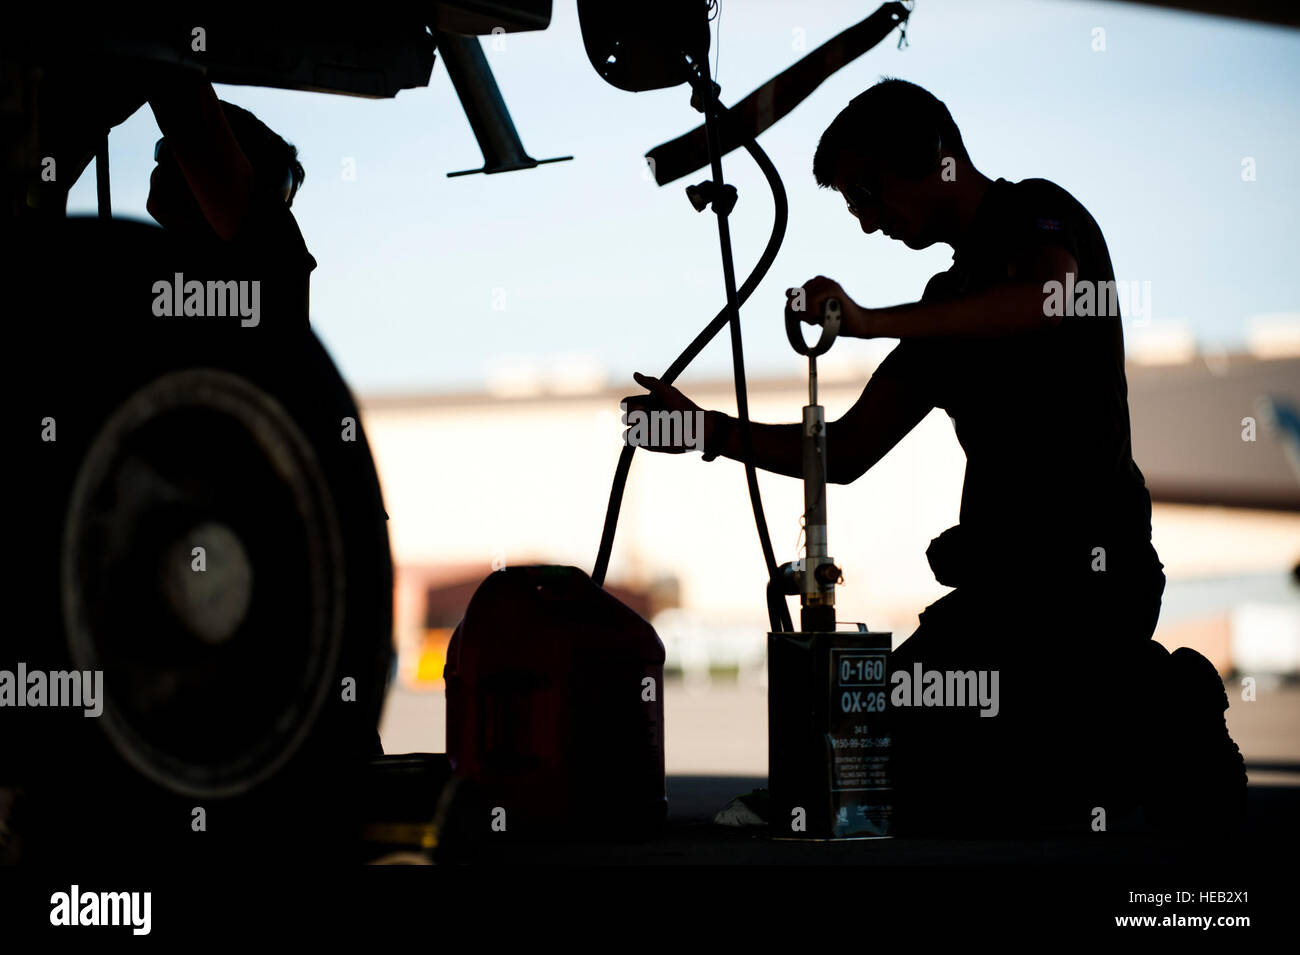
[379,677,1300,865]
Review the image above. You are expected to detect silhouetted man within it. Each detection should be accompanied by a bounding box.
[137,71,388,758]
[144,71,315,332]
[626,79,1245,835]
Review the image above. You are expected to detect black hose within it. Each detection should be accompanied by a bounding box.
[592,133,792,633]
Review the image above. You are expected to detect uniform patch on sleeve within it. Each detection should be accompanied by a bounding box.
[1035,217,1063,231]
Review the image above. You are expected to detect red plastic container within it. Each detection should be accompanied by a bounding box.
[444,565,666,837]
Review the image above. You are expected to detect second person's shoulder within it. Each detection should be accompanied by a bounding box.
[229,183,317,275]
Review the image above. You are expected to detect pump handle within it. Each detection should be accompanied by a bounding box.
[786,296,841,357]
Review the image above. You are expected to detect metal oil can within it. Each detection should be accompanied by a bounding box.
[768,625,892,839]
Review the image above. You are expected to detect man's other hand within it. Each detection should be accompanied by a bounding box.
[621,372,706,454]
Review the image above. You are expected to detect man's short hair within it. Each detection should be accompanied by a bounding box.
[219,100,306,206]
[812,78,969,188]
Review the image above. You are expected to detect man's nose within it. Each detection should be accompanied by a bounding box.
[856,207,880,235]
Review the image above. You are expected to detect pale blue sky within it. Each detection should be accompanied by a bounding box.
[71,0,1300,394]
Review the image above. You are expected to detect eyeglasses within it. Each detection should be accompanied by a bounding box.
[153,137,170,163]
[843,180,878,218]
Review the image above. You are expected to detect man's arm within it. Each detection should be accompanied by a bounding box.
[705,370,933,484]
[795,246,1080,341]
[148,72,255,241]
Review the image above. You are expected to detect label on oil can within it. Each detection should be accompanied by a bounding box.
[827,649,892,837]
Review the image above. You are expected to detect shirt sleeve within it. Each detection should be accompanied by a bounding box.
[1005,182,1084,274]
[872,338,950,410]
[870,270,961,406]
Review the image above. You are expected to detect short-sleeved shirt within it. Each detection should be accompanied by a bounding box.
[873,177,1155,576]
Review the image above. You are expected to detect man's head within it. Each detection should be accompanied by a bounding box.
[147,101,305,237]
[813,78,972,249]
